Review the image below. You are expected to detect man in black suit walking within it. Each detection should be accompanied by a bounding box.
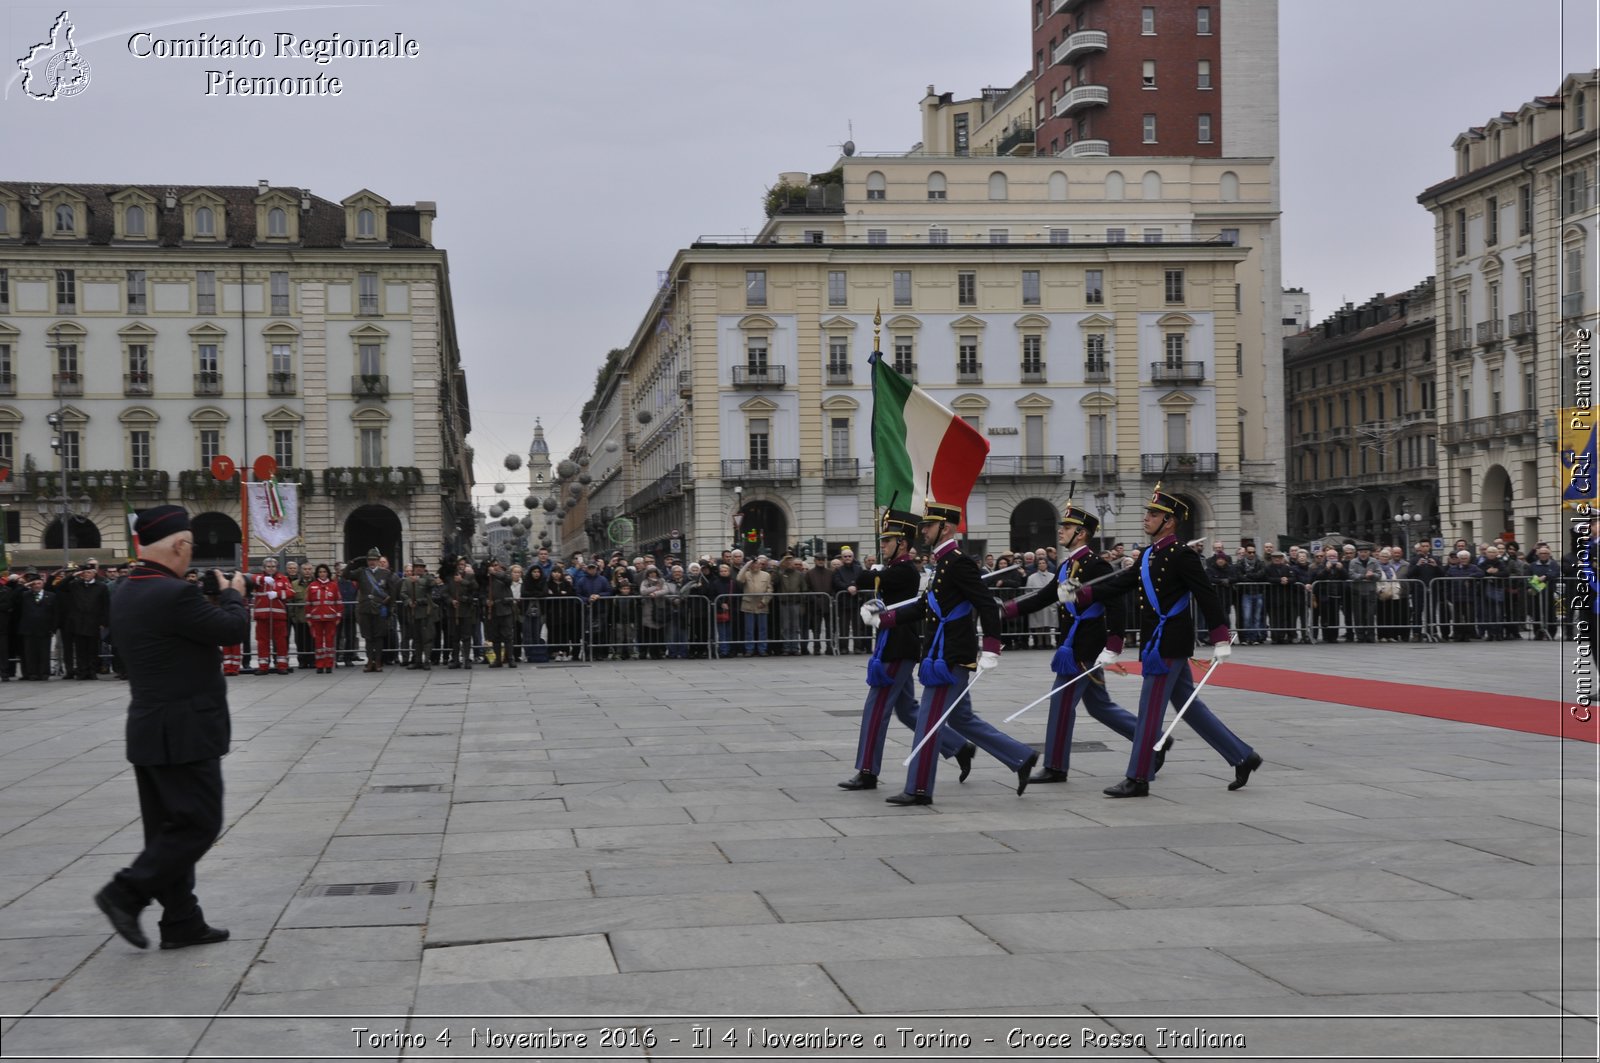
[94,506,249,950]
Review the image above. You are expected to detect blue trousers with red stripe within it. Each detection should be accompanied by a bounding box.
[905,669,1035,797]
[854,659,969,775]
[1126,658,1253,782]
[1041,667,1139,773]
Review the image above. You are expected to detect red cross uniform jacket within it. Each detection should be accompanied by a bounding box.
[1084,535,1229,658]
[306,577,343,623]
[251,572,292,619]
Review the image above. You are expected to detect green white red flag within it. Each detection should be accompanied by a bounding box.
[870,350,988,515]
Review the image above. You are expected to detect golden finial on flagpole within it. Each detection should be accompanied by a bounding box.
[873,301,882,353]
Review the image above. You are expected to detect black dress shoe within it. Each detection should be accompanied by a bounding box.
[955,742,976,782]
[837,771,878,791]
[159,925,229,950]
[94,884,148,949]
[1028,767,1069,784]
[1228,752,1263,791]
[1015,752,1040,795]
[1102,777,1150,798]
[1154,736,1176,775]
[885,791,931,806]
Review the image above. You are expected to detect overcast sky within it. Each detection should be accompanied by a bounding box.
[4,0,1595,504]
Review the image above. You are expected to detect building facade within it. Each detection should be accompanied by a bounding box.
[571,144,1287,562]
[0,180,473,571]
[1417,71,1598,549]
[1030,0,1276,162]
[1283,279,1439,547]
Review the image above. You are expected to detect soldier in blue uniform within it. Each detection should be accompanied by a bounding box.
[1075,487,1261,797]
[866,498,1038,806]
[1001,503,1170,783]
[838,508,976,791]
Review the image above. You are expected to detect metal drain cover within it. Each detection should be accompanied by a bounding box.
[367,783,446,793]
[304,880,415,898]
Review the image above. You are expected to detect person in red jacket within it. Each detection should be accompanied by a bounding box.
[305,564,343,674]
[251,557,292,674]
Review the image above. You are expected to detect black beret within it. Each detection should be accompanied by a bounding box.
[134,505,191,545]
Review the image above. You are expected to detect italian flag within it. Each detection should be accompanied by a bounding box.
[871,351,989,515]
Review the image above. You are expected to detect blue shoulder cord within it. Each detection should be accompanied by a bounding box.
[1051,557,1104,676]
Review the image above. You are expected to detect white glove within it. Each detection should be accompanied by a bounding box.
[263,590,277,600]
[859,601,883,628]
[1057,578,1079,604]
[1211,639,1232,661]
[977,650,1000,672]
[1094,647,1120,669]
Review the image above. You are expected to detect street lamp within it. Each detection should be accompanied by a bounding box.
[1395,498,1428,554]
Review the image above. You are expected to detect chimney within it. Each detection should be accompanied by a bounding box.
[415,200,437,244]
[257,179,269,195]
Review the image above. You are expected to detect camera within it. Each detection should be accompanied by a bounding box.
[201,570,256,596]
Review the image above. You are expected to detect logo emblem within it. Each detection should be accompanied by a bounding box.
[17,11,91,101]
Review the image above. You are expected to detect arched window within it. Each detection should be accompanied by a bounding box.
[1048,171,1068,201]
[195,206,214,235]
[1142,171,1162,199]
[358,208,375,236]
[54,204,74,232]
[1219,171,1239,202]
[865,171,886,201]
[268,207,287,236]
[1105,171,1125,200]
[987,171,1008,200]
[926,172,947,200]
[125,205,146,236]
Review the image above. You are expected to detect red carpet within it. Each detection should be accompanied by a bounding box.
[1115,661,1593,744]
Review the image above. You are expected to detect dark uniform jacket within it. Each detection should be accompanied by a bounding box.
[883,539,1000,667]
[110,560,249,766]
[1009,546,1125,660]
[66,578,111,636]
[400,573,442,623]
[482,571,515,618]
[1089,534,1229,658]
[343,560,396,618]
[865,556,923,661]
[20,588,59,638]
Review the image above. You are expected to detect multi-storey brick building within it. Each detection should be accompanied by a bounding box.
[1417,70,1598,548]
[1283,280,1439,547]
[0,180,473,570]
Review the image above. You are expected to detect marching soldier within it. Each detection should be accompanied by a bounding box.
[864,497,1038,806]
[1001,503,1160,784]
[838,508,975,792]
[1074,486,1262,798]
[400,562,442,670]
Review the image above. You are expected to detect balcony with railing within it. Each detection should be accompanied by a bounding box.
[627,462,690,513]
[823,458,861,481]
[1476,319,1503,345]
[1055,28,1108,65]
[122,372,153,397]
[982,455,1065,478]
[193,372,223,396]
[731,364,787,388]
[677,369,693,397]
[1401,408,1437,425]
[1446,327,1473,352]
[0,372,13,397]
[1564,292,1586,318]
[1082,453,1118,478]
[267,371,297,396]
[1140,452,1220,477]
[721,458,800,484]
[1020,361,1047,384]
[956,362,983,385]
[1084,360,1110,384]
[352,373,389,399]
[1508,310,1536,336]
[826,362,852,386]
[1056,84,1109,118]
[1150,360,1206,384]
[1440,408,1538,446]
[1049,0,1083,15]
[1065,139,1111,158]
[995,121,1035,157]
[53,372,83,397]
[891,361,917,382]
